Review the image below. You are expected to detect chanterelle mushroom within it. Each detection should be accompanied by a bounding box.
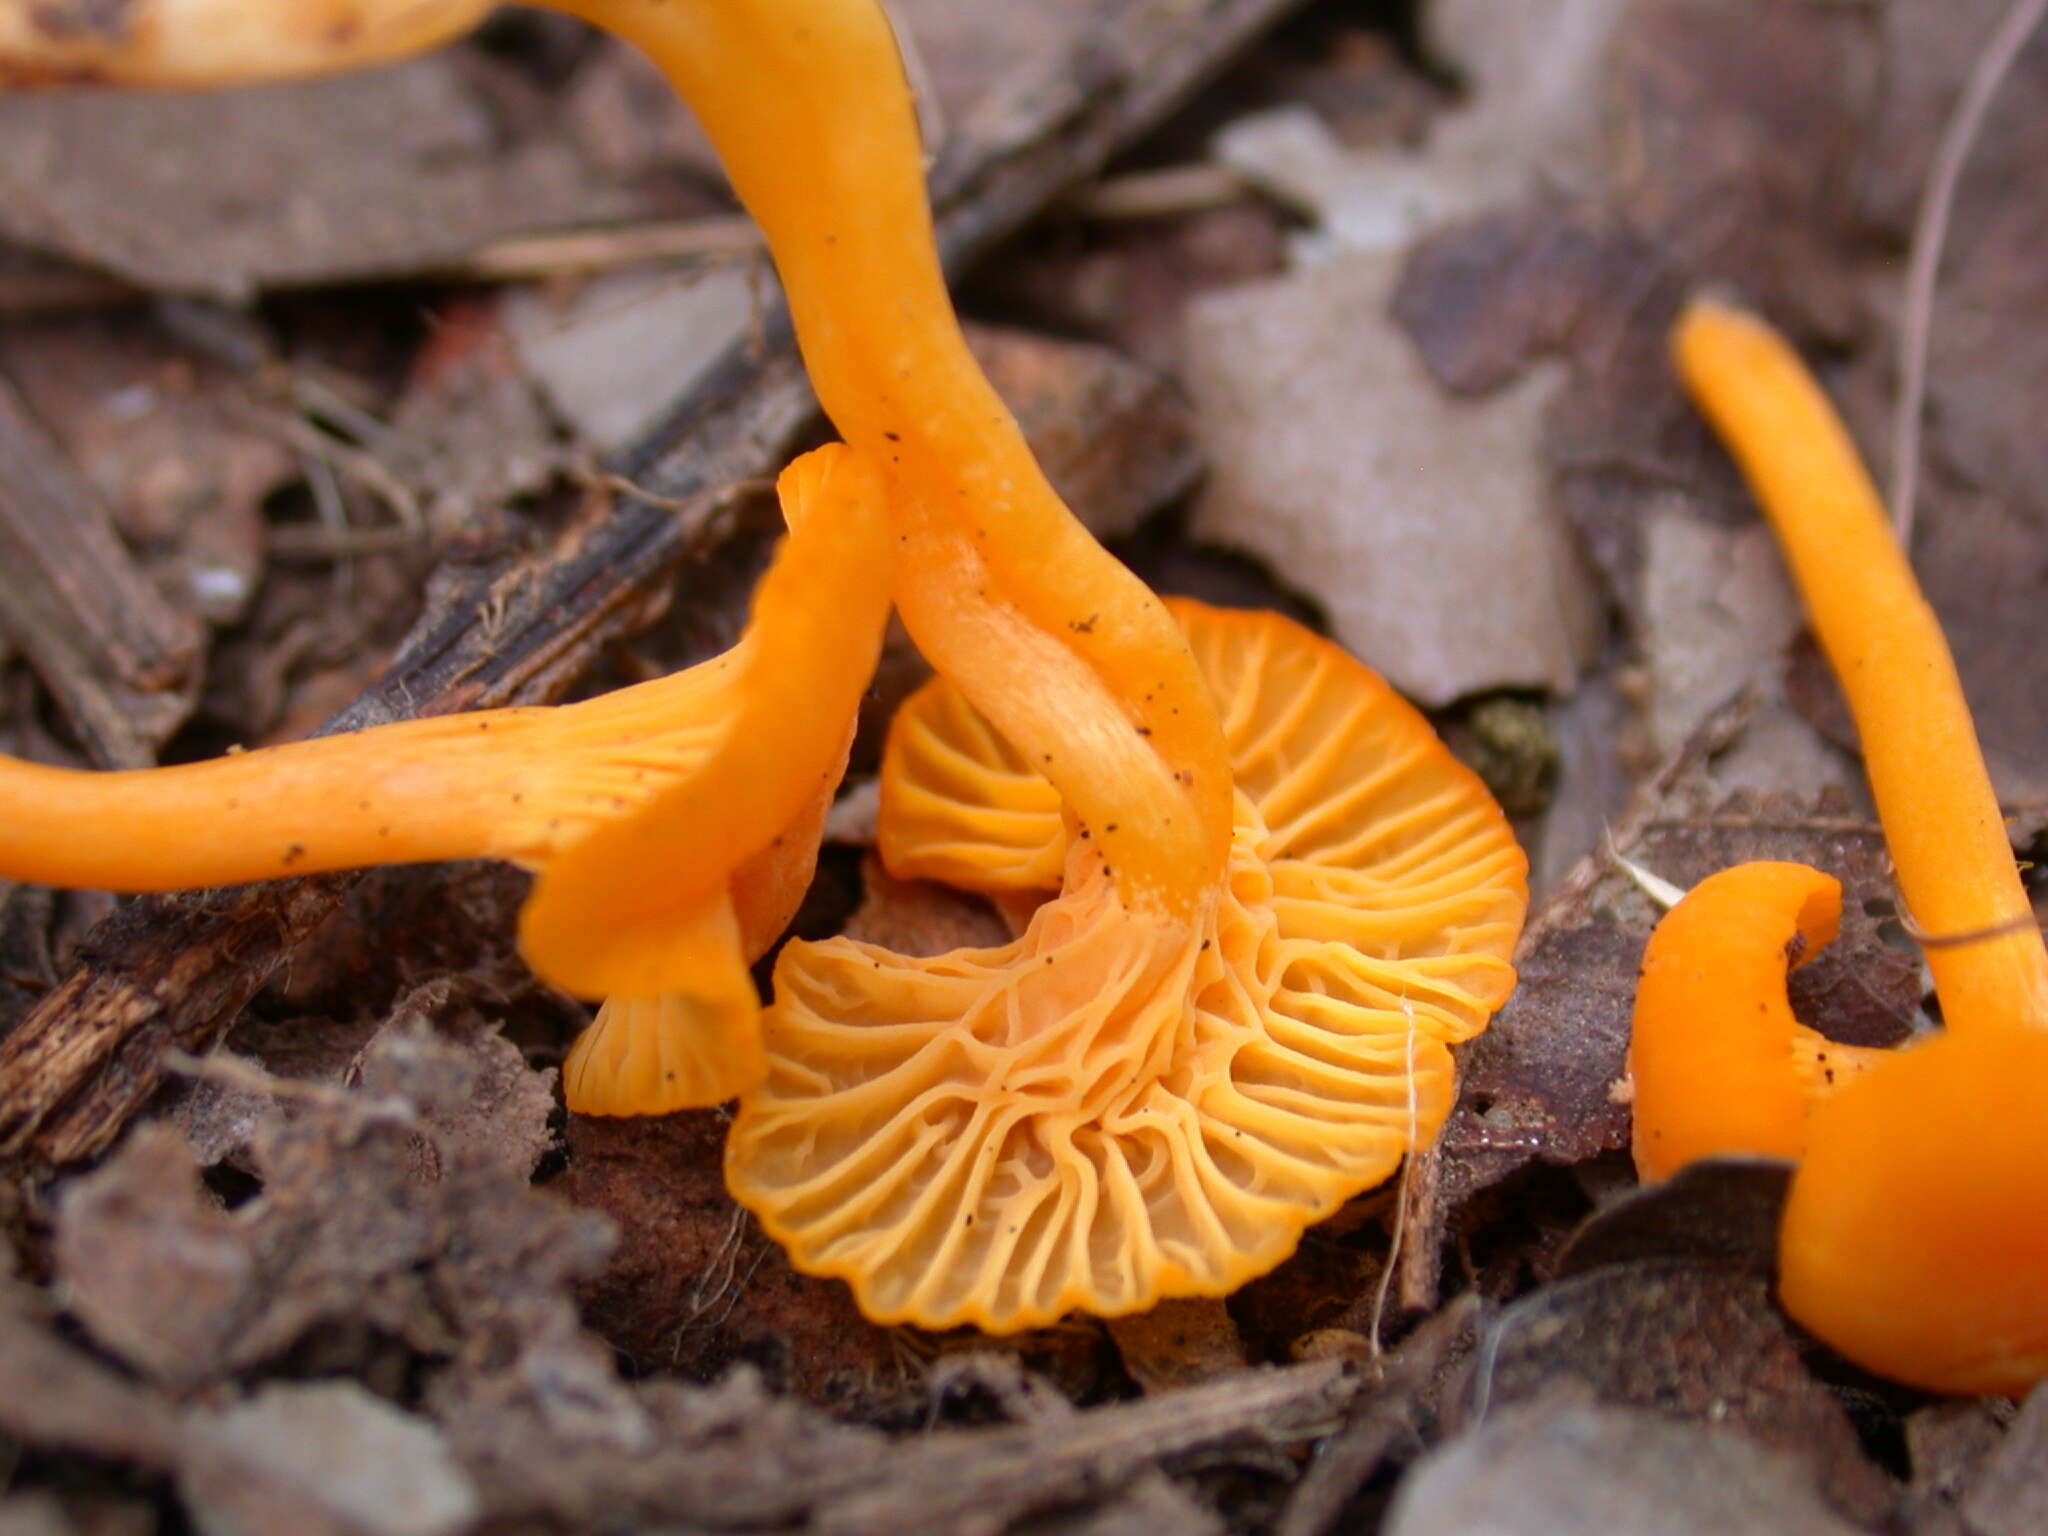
[727,599,1527,1331]
[1626,297,2048,1397]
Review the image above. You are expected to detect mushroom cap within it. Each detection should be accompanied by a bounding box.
[726,598,1526,1330]
[1628,861,1889,1183]
[544,444,891,1115]
[1779,1023,2048,1398]
[520,443,889,1002]
[0,0,493,86]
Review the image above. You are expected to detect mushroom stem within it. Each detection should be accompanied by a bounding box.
[1628,862,1890,1183]
[1673,299,2047,1034]
[534,0,1234,913]
[0,0,492,86]
[0,443,886,1012]
[0,703,640,891]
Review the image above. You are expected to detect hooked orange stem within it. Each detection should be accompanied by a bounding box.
[1630,863,1843,1182]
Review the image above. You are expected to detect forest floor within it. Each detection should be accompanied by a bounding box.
[1,1,2045,1532]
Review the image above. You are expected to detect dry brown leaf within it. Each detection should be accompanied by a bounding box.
[0,56,628,299]
[1463,1263,1894,1525]
[1388,1398,1872,1536]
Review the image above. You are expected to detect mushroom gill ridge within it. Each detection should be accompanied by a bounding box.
[727,599,1527,1332]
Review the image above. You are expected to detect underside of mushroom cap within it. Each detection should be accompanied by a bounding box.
[726,599,1527,1331]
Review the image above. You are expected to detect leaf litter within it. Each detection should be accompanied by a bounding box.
[1,0,2047,1532]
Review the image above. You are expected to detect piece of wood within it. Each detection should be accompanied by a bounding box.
[0,0,1310,1168]
[0,373,203,767]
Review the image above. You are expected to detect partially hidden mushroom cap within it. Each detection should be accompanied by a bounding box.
[1628,861,1890,1184]
[726,598,1527,1331]
[538,443,892,1115]
[1778,1023,2048,1398]
[0,0,493,86]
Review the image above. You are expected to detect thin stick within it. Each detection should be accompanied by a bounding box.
[1889,0,2048,545]
[1369,998,1423,1360]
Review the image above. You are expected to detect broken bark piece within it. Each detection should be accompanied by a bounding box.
[0,1282,181,1470]
[0,0,1310,1172]
[52,1020,601,1392]
[0,315,289,628]
[0,372,202,766]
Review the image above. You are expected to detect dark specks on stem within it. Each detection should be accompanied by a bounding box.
[282,843,305,867]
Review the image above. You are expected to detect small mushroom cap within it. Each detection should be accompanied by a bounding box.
[543,444,891,1115]
[727,599,1526,1331]
[521,443,890,1002]
[1779,1024,2048,1398]
[0,0,492,87]
[1628,861,1888,1183]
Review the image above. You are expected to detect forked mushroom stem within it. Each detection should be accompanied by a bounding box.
[1,0,1234,915]
[1674,299,2047,1035]
[535,0,1235,916]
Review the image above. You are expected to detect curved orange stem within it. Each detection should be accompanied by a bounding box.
[1674,299,2047,1035]
[520,444,892,998]
[1629,862,1841,1181]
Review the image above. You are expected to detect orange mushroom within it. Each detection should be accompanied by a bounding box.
[486,0,1521,1325]
[1625,297,2048,1396]
[0,444,892,1112]
[5,0,1531,1332]
[9,0,1236,918]
[727,598,1527,1331]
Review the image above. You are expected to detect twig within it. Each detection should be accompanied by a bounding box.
[450,215,763,281]
[1889,0,2048,544]
[1273,1297,1477,1536]
[1069,163,1250,221]
[0,373,203,767]
[816,1358,1360,1536]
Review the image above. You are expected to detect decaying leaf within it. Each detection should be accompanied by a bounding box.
[54,1012,586,1393]
[1387,1399,1870,1536]
[1183,248,1602,706]
[1461,1262,1893,1525]
[0,57,630,299]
